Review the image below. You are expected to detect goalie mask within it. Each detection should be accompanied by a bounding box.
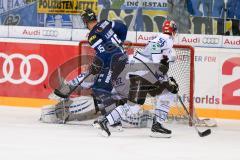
[162,20,178,36]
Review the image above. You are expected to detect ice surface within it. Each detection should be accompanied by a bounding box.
[0,106,239,160]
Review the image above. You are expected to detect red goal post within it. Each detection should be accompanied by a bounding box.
[79,41,195,126]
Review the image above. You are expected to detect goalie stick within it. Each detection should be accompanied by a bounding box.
[177,95,211,137]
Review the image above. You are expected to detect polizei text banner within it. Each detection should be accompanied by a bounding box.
[37,0,98,14]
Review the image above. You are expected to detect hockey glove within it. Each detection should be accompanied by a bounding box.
[162,77,179,94]
[159,55,169,75]
[89,57,103,75]
[169,77,179,94]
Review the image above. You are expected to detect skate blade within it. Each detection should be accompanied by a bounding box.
[110,126,124,132]
[150,132,172,138]
[99,130,110,137]
[93,123,110,137]
[92,122,100,129]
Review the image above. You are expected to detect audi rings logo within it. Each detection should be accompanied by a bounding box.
[42,30,58,37]
[0,53,48,85]
[202,37,220,44]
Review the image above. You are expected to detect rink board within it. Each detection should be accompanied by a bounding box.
[1,96,240,120]
[0,38,240,119]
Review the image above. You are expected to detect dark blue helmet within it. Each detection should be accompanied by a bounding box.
[81,8,97,24]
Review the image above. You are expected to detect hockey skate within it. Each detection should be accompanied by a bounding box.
[150,118,172,138]
[93,119,123,133]
[94,117,111,137]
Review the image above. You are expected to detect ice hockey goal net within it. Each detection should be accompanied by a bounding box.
[79,41,194,125]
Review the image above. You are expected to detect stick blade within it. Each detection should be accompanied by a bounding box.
[54,89,69,98]
[198,129,211,137]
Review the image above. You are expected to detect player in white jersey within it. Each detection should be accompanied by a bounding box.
[95,20,179,138]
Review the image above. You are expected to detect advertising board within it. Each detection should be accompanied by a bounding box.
[0,39,79,99]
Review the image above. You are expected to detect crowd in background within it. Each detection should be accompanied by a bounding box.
[187,0,240,35]
[0,0,240,35]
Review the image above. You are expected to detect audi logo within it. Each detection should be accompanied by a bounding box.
[42,30,58,37]
[202,37,220,44]
[0,53,48,85]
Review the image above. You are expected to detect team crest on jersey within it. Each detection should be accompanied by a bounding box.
[89,35,96,43]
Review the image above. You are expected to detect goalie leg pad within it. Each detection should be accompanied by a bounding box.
[40,96,97,123]
[40,105,63,123]
[68,96,97,121]
[40,99,74,123]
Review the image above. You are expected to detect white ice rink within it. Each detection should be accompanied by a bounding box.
[0,106,239,160]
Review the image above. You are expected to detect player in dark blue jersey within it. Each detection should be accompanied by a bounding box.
[81,8,128,114]
[51,9,128,114]
[81,8,128,88]
[52,9,128,115]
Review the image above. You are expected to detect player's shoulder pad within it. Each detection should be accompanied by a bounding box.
[96,20,111,32]
[88,33,98,45]
[88,20,112,45]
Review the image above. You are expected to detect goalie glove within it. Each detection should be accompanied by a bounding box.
[162,77,179,94]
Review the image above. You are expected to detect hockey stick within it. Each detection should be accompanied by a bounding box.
[169,75,212,137]
[54,73,91,99]
[56,68,68,123]
[177,95,211,137]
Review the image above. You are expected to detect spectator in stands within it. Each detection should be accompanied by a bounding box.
[212,0,224,18]
[99,0,111,9]
[45,14,72,28]
[186,0,213,34]
[202,0,213,17]
[188,0,202,16]
[188,0,213,17]
[186,0,194,15]
[167,0,191,33]
[212,0,225,35]
[226,0,240,35]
